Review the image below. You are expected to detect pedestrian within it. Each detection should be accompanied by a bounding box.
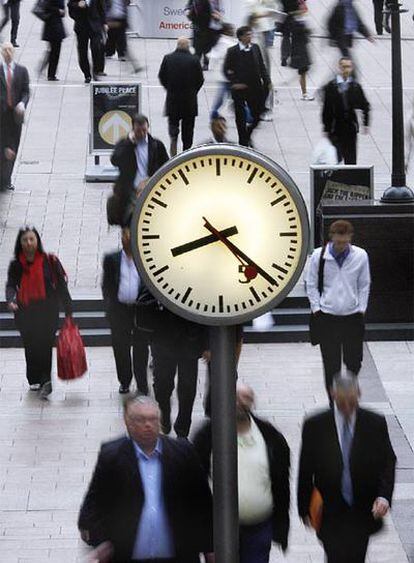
[104,0,128,60]
[193,383,290,561]
[208,23,237,120]
[38,0,67,81]
[5,227,72,399]
[306,219,370,401]
[297,374,396,563]
[223,25,270,147]
[327,0,374,58]
[321,56,370,164]
[0,42,29,192]
[102,226,152,395]
[289,10,314,100]
[158,37,204,156]
[67,0,106,83]
[280,0,300,67]
[372,0,391,35]
[78,395,214,562]
[151,305,208,438]
[185,0,222,70]
[0,0,21,47]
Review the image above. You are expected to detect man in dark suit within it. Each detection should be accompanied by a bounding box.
[158,37,204,156]
[322,57,370,164]
[223,25,270,147]
[68,0,106,82]
[79,395,214,563]
[0,0,21,47]
[102,226,152,395]
[193,383,290,561]
[297,374,396,563]
[0,42,29,191]
[327,0,373,57]
[110,114,169,226]
[185,0,221,70]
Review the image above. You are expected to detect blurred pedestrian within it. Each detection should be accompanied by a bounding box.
[223,25,270,146]
[104,0,128,60]
[327,0,374,57]
[279,0,299,67]
[193,383,290,561]
[38,0,67,81]
[186,0,222,70]
[79,395,214,562]
[68,0,106,83]
[297,374,396,563]
[0,0,21,47]
[372,0,391,35]
[208,23,237,119]
[289,9,314,100]
[158,37,204,156]
[0,42,29,192]
[110,114,168,226]
[102,226,152,395]
[306,220,370,401]
[5,227,72,398]
[321,57,370,164]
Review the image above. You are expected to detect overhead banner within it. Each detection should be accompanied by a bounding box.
[90,82,141,154]
[128,0,246,39]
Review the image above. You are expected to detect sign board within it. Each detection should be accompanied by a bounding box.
[310,165,374,249]
[90,82,141,154]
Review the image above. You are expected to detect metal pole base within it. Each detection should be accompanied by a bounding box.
[381,185,414,203]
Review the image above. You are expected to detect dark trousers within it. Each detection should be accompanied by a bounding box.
[322,509,370,563]
[47,40,62,79]
[373,0,384,34]
[232,88,264,146]
[0,108,21,189]
[75,26,104,79]
[239,518,273,563]
[319,312,364,396]
[168,116,196,151]
[105,20,127,57]
[109,304,150,393]
[281,17,293,63]
[0,1,20,42]
[152,345,198,438]
[337,34,353,57]
[331,127,357,164]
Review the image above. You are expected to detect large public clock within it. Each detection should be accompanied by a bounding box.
[131,144,309,326]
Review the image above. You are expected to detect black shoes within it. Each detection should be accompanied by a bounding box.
[0,184,15,191]
[39,381,52,399]
[84,76,91,84]
[12,41,19,48]
[119,385,130,394]
[48,76,59,81]
[281,59,287,67]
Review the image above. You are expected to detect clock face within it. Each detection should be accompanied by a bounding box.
[131,145,309,325]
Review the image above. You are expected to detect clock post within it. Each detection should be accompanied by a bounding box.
[209,325,239,562]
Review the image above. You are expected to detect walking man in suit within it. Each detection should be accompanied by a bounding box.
[102,226,152,395]
[79,395,214,562]
[0,42,29,191]
[321,57,370,164]
[110,114,169,226]
[223,25,270,146]
[306,219,371,400]
[158,37,204,156]
[0,0,21,47]
[297,374,396,563]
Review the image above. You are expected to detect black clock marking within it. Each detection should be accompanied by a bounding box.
[143,250,150,255]
[259,171,265,178]
[142,228,149,232]
[267,286,275,293]
[192,162,197,169]
[283,202,290,207]
[212,305,216,312]
[143,220,150,224]
[196,302,201,310]
[142,235,160,240]
[172,173,177,180]
[151,197,167,209]
[178,169,189,185]
[261,291,267,298]
[277,275,284,281]
[270,194,286,206]
[148,204,155,210]
[265,176,271,183]
[165,178,171,185]
[144,212,152,217]
[246,163,251,171]
[231,159,236,166]
[162,282,168,289]
[175,293,180,300]
[242,302,247,310]
[219,295,224,313]
[188,300,194,307]
[153,265,169,277]
[289,246,296,252]
[159,184,167,191]
[227,305,231,313]
[216,159,221,177]
[271,182,277,188]
[208,158,212,165]
[204,304,208,312]
[290,224,298,229]
[272,263,288,275]
[155,190,162,196]
[158,278,165,283]
[238,161,243,168]
[234,304,239,312]
[288,217,296,222]
[200,159,205,167]
[287,254,294,259]
[280,232,297,237]
[285,261,292,267]
[249,287,261,303]
[145,257,154,263]
[182,287,192,304]
[247,167,258,183]
[275,188,282,194]
[249,299,254,306]
[185,165,190,172]
[149,265,156,270]
[286,209,294,214]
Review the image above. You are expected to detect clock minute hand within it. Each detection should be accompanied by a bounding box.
[202,217,278,286]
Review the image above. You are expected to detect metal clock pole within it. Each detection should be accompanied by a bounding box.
[210,325,239,563]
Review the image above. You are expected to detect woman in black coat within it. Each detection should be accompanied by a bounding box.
[5,227,72,398]
[40,0,66,80]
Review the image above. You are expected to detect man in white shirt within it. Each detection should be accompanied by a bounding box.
[306,219,371,400]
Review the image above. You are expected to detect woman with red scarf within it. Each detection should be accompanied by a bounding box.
[5,227,72,399]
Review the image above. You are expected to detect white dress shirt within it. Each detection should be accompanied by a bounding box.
[117,250,140,304]
[134,135,149,189]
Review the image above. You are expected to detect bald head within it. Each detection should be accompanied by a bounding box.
[332,374,360,418]
[236,383,255,421]
[1,42,14,64]
[177,37,190,51]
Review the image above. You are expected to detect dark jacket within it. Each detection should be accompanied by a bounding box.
[0,63,30,113]
[192,414,290,550]
[42,0,67,42]
[297,408,396,539]
[158,48,204,118]
[322,78,370,135]
[78,435,213,562]
[185,0,212,29]
[223,43,270,90]
[327,2,370,44]
[67,0,106,34]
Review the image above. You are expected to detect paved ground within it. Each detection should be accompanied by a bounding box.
[0,0,413,561]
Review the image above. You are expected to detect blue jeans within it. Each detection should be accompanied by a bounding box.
[210,82,253,124]
[239,518,273,563]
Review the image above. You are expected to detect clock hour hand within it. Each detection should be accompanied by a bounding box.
[202,217,278,286]
[171,226,238,257]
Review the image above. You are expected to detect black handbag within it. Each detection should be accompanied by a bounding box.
[309,245,326,346]
[32,0,52,21]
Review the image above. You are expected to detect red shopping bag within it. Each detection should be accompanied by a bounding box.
[57,317,88,380]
